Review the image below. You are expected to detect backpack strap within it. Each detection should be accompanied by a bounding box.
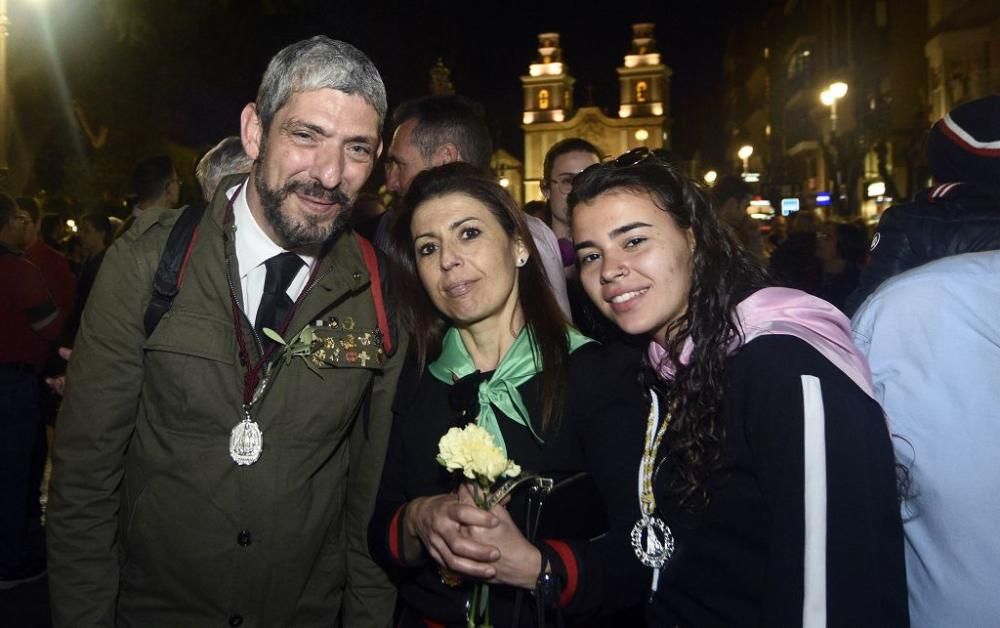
[143,203,208,337]
[354,232,394,356]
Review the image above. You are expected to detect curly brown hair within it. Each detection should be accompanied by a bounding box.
[569,154,770,505]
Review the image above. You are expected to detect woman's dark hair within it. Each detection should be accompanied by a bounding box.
[569,153,769,505]
[388,161,571,434]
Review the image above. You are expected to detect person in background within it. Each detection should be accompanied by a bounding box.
[0,193,66,592]
[850,95,1000,628]
[380,94,571,319]
[66,212,115,342]
[540,138,602,272]
[844,94,1000,316]
[853,250,1000,628]
[770,208,823,294]
[16,197,75,319]
[351,192,386,242]
[540,138,629,341]
[39,210,67,251]
[117,154,180,237]
[16,196,76,451]
[195,136,253,202]
[568,149,907,626]
[815,220,867,313]
[711,175,766,262]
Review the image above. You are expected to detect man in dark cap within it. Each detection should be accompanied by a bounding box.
[845,94,1000,315]
[850,94,1000,626]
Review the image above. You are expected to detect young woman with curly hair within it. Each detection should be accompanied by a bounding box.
[567,149,908,627]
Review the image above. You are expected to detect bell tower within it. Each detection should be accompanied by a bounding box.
[617,23,671,122]
[521,33,575,125]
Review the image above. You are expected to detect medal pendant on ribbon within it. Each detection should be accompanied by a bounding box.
[630,514,675,568]
[230,416,263,466]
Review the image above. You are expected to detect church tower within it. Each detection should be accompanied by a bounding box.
[521,33,575,125]
[617,23,671,127]
[519,25,671,202]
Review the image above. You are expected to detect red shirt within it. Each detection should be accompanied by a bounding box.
[27,239,76,316]
[0,244,66,367]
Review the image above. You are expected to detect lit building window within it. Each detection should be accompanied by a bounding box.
[636,81,648,102]
[538,89,550,110]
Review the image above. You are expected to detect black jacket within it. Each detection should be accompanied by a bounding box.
[369,341,651,627]
[649,335,908,628]
[845,182,1000,315]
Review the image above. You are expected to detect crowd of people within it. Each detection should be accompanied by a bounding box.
[1,34,997,628]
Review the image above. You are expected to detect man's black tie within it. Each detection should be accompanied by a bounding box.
[255,252,304,345]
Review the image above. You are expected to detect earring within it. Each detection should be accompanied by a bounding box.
[516,257,527,267]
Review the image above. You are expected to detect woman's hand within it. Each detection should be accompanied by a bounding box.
[459,484,543,590]
[404,493,501,579]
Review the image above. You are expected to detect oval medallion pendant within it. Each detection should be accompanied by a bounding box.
[630,514,675,568]
[230,418,263,466]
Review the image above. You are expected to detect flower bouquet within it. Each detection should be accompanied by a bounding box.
[436,423,521,628]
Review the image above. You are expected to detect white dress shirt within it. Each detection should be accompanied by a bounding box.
[228,181,318,325]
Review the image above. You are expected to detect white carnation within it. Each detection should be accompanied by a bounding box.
[436,423,521,484]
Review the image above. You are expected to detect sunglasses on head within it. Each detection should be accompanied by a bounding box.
[613,146,653,168]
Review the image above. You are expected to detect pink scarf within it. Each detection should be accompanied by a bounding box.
[647,287,874,398]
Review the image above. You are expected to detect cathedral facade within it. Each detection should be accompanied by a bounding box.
[518,24,673,203]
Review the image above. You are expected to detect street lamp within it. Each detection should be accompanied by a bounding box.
[0,0,10,183]
[819,81,848,133]
[819,81,849,215]
[737,145,753,174]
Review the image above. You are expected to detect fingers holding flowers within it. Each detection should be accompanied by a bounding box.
[405,493,501,579]
[464,503,542,589]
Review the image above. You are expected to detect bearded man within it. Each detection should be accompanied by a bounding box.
[47,36,405,627]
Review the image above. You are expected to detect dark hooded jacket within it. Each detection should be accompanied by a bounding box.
[845,182,1000,316]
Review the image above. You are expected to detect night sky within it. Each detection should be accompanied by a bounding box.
[11,0,770,194]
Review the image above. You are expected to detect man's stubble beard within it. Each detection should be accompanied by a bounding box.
[253,139,354,248]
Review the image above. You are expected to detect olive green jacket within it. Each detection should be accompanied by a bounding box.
[48,177,405,627]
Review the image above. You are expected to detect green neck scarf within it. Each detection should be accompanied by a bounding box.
[428,325,594,456]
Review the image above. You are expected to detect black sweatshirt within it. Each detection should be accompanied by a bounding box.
[649,335,909,627]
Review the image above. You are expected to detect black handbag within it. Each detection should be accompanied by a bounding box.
[491,472,608,628]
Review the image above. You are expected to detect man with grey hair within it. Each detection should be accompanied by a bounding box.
[196,136,253,201]
[48,36,403,627]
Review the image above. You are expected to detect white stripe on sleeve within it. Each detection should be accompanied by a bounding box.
[801,375,827,628]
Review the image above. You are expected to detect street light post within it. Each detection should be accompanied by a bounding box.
[819,81,848,215]
[0,0,9,188]
[738,144,753,175]
[819,81,848,133]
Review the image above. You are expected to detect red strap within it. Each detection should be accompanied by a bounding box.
[543,539,579,608]
[354,233,393,356]
[388,503,405,565]
[176,225,201,288]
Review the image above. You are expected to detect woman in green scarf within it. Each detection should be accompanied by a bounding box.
[368,162,650,626]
